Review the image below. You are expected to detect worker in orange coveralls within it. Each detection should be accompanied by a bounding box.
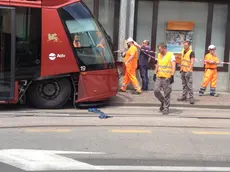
[120,37,142,94]
[73,34,81,48]
[199,45,220,96]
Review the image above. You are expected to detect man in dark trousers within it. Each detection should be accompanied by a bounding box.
[134,40,152,91]
[153,43,176,115]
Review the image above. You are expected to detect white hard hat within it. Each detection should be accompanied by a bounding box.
[126,37,134,43]
[208,45,216,50]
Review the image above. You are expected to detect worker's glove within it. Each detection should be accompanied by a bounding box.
[121,52,126,57]
[133,41,138,46]
[170,75,174,84]
[153,74,156,81]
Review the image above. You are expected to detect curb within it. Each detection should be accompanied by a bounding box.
[109,102,230,109]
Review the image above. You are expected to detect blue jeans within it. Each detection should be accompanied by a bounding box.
[139,66,149,90]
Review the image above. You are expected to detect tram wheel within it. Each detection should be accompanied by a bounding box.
[27,78,72,109]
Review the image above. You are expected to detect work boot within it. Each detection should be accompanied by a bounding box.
[132,89,142,95]
[159,102,164,111]
[210,87,218,97]
[210,92,218,97]
[136,90,142,94]
[162,109,169,115]
[119,88,126,92]
[177,97,187,101]
[189,98,195,104]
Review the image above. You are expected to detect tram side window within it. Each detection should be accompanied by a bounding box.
[15,7,41,67]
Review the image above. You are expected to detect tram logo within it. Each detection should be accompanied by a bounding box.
[47,33,62,43]
[49,53,65,60]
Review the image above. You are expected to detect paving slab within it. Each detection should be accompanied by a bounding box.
[109,91,230,109]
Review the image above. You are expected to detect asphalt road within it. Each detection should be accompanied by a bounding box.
[1,125,230,171]
[1,105,230,171]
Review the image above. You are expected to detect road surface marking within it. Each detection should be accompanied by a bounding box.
[192,131,230,135]
[0,149,105,171]
[111,130,152,133]
[99,166,230,171]
[1,149,230,171]
[24,128,72,133]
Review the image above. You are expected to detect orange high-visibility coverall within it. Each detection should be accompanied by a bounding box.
[73,41,81,47]
[120,45,141,92]
[201,53,220,89]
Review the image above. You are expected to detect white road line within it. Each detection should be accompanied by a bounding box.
[0,149,230,171]
[98,166,230,171]
[0,149,106,155]
[0,149,105,171]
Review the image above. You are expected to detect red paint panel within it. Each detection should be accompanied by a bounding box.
[9,1,41,8]
[0,0,9,4]
[77,92,117,103]
[42,0,79,7]
[0,0,79,8]
[77,74,87,99]
[77,69,119,102]
[41,8,79,77]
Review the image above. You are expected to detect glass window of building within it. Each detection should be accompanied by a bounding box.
[156,0,208,67]
[211,4,228,67]
[98,0,115,41]
[82,0,94,14]
[136,0,153,45]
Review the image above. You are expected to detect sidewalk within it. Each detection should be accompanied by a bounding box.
[109,91,230,109]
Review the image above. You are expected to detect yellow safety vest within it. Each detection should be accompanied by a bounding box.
[157,52,173,78]
[180,49,193,72]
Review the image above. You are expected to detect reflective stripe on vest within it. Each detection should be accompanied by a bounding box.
[180,49,193,72]
[157,52,173,78]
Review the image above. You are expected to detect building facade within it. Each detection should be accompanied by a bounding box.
[83,0,230,92]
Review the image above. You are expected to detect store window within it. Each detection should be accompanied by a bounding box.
[98,0,115,41]
[136,0,153,45]
[211,4,228,67]
[156,0,208,67]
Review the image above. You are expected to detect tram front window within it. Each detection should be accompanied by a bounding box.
[58,2,115,71]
